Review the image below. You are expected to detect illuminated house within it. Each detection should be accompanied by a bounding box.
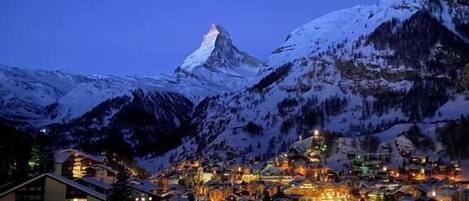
[84,164,117,184]
[306,130,326,167]
[128,183,160,201]
[54,149,106,179]
[0,173,106,201]
[347,152,391,179]
[284,181,353,201]
[390,185,428,200]
[207,186,232,201]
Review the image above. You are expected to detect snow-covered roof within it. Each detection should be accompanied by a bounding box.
[55,149,105,163]
[0,173,106,200]
[130,179,159,192]
[79,177,112,190]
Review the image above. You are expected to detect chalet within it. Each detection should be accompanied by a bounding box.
[128,183,160,201]
[54,149,105,179]
[284,182,353,201]
[84,164,117,184]
[390,185,430,200]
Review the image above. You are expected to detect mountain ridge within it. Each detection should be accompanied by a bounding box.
[141,0,469,171]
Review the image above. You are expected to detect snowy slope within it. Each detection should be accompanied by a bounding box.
[142,0,469,171]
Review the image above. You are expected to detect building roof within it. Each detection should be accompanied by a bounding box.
[0,173,106,200]
[55,149,105,163]
[134,179,159,192]
[87,163,118,173]
[79,177,112,190]
[129,182,160,197]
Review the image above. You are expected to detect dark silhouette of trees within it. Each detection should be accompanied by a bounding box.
[438,118,469,159]
[251,63,292,92]
[360,135,381,153]
[0,122,56,187]
[244,121,263,136]
[403,124,435,151]
[108,166,131,201]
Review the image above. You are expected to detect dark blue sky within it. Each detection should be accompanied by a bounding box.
[0,0,377,76]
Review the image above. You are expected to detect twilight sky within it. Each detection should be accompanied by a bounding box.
[0,0,377,76]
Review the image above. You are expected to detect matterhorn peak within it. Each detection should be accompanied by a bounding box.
[176,23,263,74]
[208,23,230,38]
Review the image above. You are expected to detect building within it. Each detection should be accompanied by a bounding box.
[84,164,117,184]
[54,149,106,179]
[128,184,160,201]
[284,181,354,201]
[0,173,106,201]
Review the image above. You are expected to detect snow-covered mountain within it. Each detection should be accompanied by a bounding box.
[175,23,264,92]
[2,0,469,172]
[0,24,263,128]
[142,0,469,170]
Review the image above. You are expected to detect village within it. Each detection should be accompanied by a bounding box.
[0,130,468,201]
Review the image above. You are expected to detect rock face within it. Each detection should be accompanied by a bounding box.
[141,0,469,171]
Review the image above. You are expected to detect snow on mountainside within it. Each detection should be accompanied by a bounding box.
[48,89,194,157]
[0,24,264,128]
[142,0,469,171]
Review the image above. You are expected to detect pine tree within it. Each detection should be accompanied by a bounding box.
[108,167,131,201]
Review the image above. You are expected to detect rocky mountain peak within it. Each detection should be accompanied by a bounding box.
[176,23,264,75]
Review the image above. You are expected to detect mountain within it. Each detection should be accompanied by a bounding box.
[0,24,263,128]
[142,0,469,171]
[175,23,264,92]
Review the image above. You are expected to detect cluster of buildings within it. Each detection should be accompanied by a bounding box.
[0,149,160,201]
[150,130,469,201]
[1,130,468,201]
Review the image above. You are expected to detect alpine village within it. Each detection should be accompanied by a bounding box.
[1,0,469,201]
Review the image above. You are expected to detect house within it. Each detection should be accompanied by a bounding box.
[128,183,160,201]
[284,182,353,201]
[54,149,106,179]
[77,177,161,201]
[84,164,117,184]
[0,173,106,201]
[391,185,429,200]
